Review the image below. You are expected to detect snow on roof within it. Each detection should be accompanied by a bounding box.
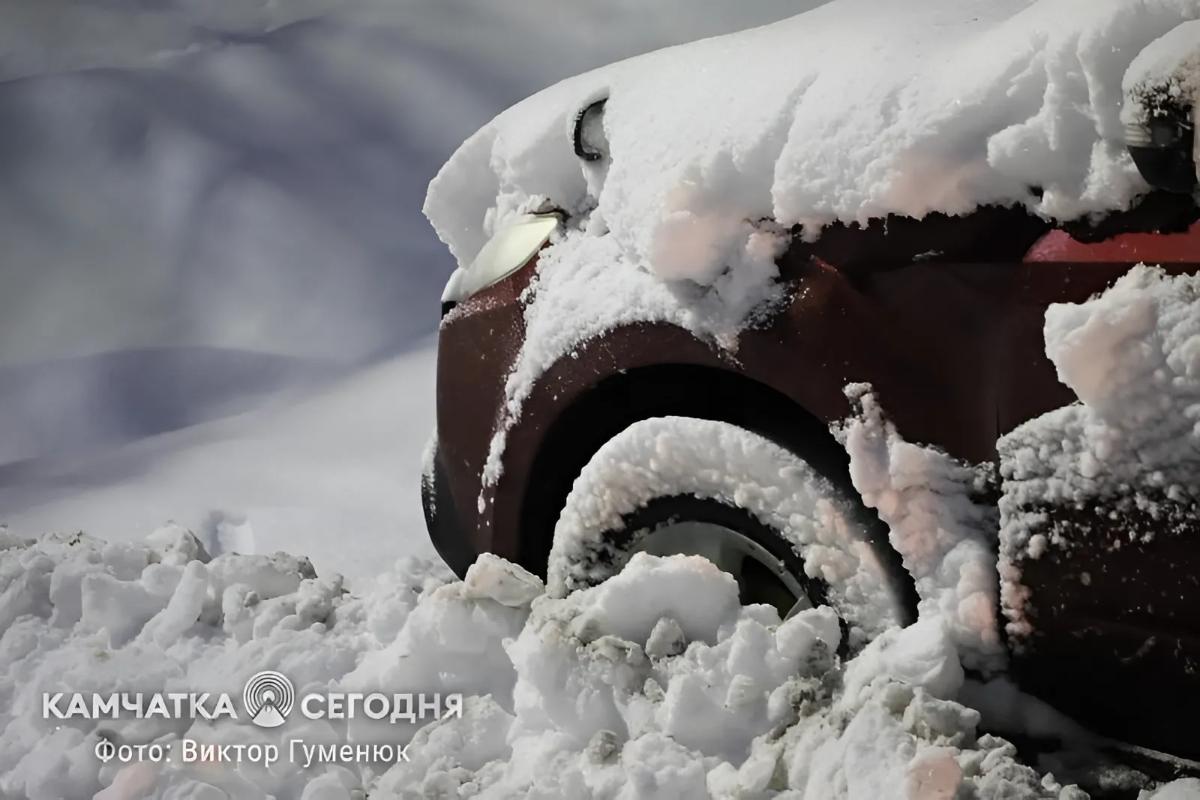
[425,0,1199,287]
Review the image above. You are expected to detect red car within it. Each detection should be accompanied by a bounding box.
[424,62,1199,760]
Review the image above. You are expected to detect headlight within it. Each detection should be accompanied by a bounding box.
[572,97,608,162]
[441,213,560,311]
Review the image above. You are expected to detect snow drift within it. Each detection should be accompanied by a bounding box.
[2,528,1084,800]
[0,347,440,584]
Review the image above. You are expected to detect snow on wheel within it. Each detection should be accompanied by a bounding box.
[547,416,915,647]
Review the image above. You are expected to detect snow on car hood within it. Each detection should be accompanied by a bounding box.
[425,0,1199,287]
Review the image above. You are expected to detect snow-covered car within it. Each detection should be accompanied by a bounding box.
[422,2,1199,762]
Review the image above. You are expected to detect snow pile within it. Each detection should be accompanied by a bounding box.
[998,265,1200,636]
[377,556,1073,799]
[0,526,469,799]
[2,526,1092,799]
[426,0,1199,289]
[839,387,1006,673]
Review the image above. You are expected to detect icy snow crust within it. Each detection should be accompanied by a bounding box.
[426,0,1200,281]
[2,528,1089,799]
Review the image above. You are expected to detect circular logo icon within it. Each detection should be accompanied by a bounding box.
[242,670,294,728]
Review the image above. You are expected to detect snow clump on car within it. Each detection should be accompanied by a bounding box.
[839,387,1007,674]
[998,265,1200,638]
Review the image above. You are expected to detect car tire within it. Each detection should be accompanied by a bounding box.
[546,416,915,648]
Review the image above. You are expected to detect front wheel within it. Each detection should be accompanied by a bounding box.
[547,416,915,648]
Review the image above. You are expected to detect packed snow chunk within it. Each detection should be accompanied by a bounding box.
[1142,778,1200,799]
[999,266,1200,637]
[840,387,1005,672]
[139,559,210,647]
[775,605,842,663]
[426,0,1200,289]
[567,552,741,645]
[0,530,457,800]
[1043,266,1200,424]
[843,618,965,703]
[463,552,545,607]
[905,747,964,800]
[145,522,212,566]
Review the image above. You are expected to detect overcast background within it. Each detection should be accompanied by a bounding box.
[0,1,811,577]
[0,0,813,461]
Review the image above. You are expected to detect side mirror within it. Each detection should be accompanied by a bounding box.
[572,97,608,162]
[1125,102,1196,195]
[1123,30,1197,196]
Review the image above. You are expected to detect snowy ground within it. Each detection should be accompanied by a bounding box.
[0,343,438,584]
[0,534,1190,799]
[0,532,1088,800]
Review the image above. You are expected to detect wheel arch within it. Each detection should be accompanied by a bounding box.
[515,362,918,619]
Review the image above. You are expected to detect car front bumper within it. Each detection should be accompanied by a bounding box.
[421,441,477,578]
